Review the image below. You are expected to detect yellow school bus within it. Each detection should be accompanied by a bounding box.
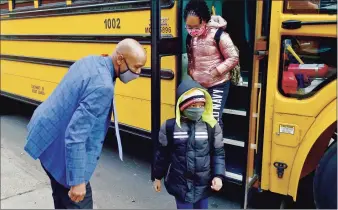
[1,0,336,208]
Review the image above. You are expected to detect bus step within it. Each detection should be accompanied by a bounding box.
[225,170,243,182]
[223,138,245,147]
[222,115,247,141]
[223,108,247,116]
[225,85,249,111]
[225,170,243,185]
[236,71,262,88]
[224,144,246,185]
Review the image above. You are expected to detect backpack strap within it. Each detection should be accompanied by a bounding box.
[165,118,176,150]
[214,28,224,59]
[206,123,216,154]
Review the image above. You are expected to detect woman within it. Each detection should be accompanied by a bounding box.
[184,0,239,127]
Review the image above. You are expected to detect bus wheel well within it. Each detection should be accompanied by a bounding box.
[300,121,337,179]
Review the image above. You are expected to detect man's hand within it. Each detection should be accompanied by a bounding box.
[153,179,161,192]
[211,177,223,191]
[68,183,86,203]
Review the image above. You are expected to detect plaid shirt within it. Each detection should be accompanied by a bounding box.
[24,55,115,187]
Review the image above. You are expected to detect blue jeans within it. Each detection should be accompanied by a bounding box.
[175,198,208,209]
[207,81,231,128]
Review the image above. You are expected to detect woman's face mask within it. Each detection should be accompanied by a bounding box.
[119,59,140,84]
[183,107,205,121]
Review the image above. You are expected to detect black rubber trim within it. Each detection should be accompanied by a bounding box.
[0,91,41,106]
[1,54,73,67]
[255,0,272,181]
[0,0,175,20]
[110,122,151,140]
[0,34,155,44]
[0,54,175,80]
[313,140,337,209]
[282,20,337,30]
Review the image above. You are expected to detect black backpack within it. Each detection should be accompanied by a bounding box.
[186,28,241,85]
[165,118,215,154]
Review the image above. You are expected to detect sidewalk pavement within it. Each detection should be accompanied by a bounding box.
[1,143,54,209]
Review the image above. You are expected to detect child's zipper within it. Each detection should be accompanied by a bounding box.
[165,163,172,182]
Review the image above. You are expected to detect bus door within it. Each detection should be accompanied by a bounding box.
[260,0,337,201]
[240,0,273,208]
[150,0,183,181]
[201,0,269,208]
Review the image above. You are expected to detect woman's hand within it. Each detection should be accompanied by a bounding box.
[153,179,161,192]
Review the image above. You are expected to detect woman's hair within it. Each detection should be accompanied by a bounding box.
[184,0,211,23]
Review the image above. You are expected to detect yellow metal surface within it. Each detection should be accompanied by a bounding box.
[34,0,39,8]
[1,60,68,83]
[275,81,337,117]
[269,114,314,195]
[0,59,176,131]
[0,2,178,132]
[9,0,13,11]
[260,1,284,190]
[1,6,177,36]
[1,41,152,65]
[0,41,176,105]
[114,95,175,131]
[260,0,337,200]
[288,99,337,200]
[1,73,58,102]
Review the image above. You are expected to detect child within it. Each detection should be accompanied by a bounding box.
[184,0,239,127]
[153,79,225,209]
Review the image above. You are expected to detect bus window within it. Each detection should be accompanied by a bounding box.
[0,0,8,12]
[279,36,337,98]
[284,0,337,14]
[13,0,34,9]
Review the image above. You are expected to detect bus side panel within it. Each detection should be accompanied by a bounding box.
[1,73,57,102]
[269,114,314,195]
[0,56,176,132]
[1,2,179,133]
[288,99,337,200]
[0,41,177,132]
[0,9,177,36]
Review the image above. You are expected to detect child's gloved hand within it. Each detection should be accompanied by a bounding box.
[211,177,223,191]
[153,179,161,192]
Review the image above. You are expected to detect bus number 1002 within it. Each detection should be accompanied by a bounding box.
[104,18,121,29]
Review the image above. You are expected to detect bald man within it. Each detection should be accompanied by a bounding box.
[24,38,146,209]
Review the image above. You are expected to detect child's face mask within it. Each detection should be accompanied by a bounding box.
[183,107,205,121]
[185,14,207,37]
[186,24,206,37]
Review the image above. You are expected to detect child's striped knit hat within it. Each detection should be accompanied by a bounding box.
[179,89,206,111]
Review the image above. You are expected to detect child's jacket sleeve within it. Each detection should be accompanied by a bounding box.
[211,123,226,180]
[215,33,239,75]
[153,121,171,180]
